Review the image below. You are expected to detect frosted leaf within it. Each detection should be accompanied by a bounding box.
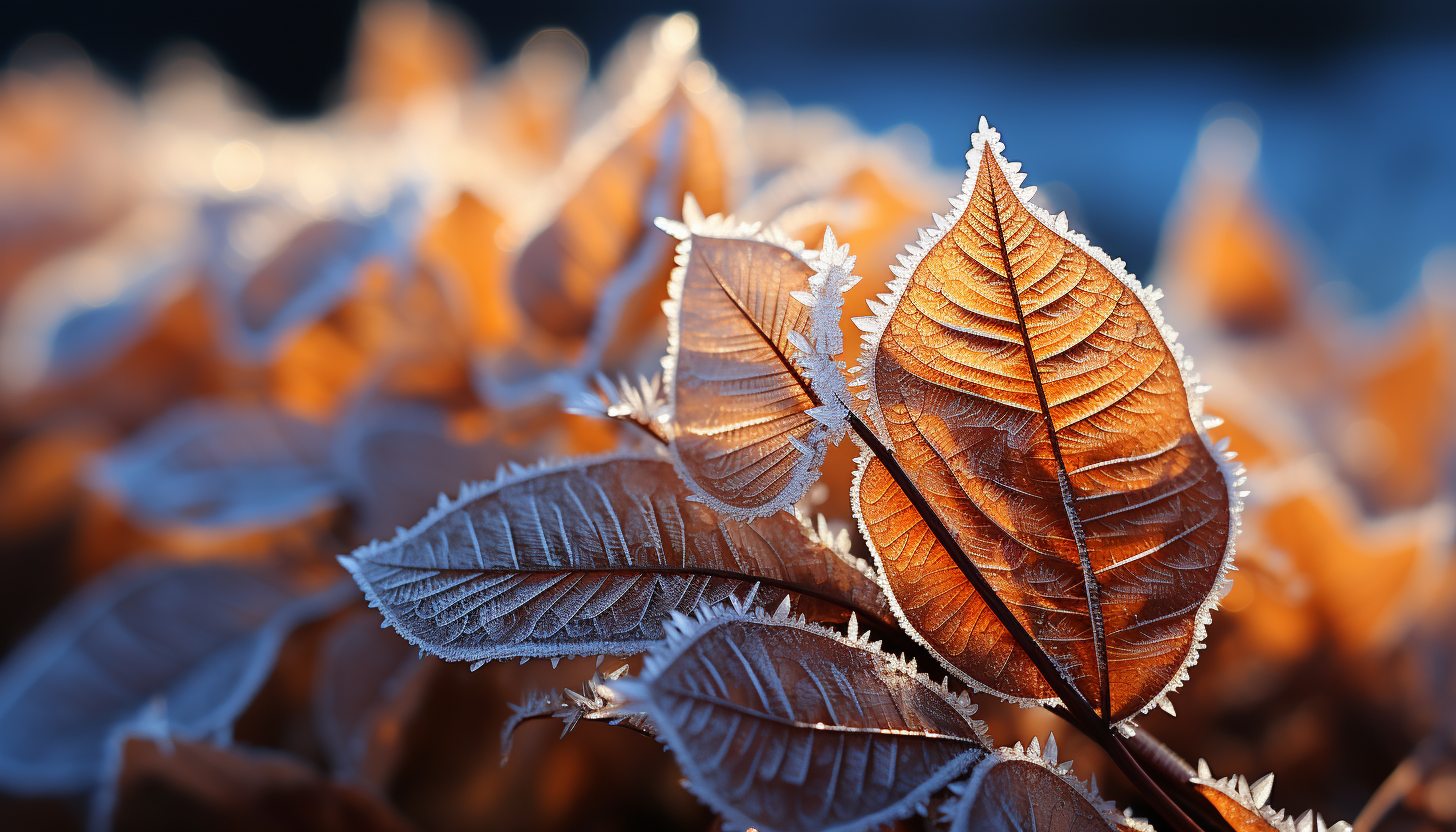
[0,563,353,794]
[202,193,418,361]
[853,118,1240,724]
[1191,761,1353,832]
[98,736,413,832]
[0,200,199,393]
[499,664,652,763]
[89,401,339,530]
[658,198,856,519]
[339,452,889,664]
[606,604,989,832]
[940,739,1153,832]
[312,611,434,787]
[565,372,674,443]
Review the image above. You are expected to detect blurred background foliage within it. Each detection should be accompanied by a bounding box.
[0,2,1454,832]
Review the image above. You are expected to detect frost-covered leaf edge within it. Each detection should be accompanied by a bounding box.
[939,734,1154,832]
[605,596,992,832]
[499,663,653,764]
[1192,759,1353,832]
[656,194,859,520]
[846,116,1246,729]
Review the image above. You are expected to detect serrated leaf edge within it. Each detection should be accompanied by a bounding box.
[848,117,1246,727]
[656,194,856,520]
[605,598,992,832]
[1192,760,1353,832]
[338,448,679,665]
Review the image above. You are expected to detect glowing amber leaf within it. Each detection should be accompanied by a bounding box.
[420,192,521,351]
[1191,762,1351,832]
[1251,460,1451,654]
[855,120,1236,723]
[511,16,730,353]
[659,208,854,518]
[1338,304,1455,510]
[1158,116,1305,337]
[347,0,476,110]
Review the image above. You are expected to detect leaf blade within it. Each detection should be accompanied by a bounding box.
[611,604,989,832]
[660,209,856,518]
[943,739,1151,832]
[855,119,1239,724]
[340,452,889,663]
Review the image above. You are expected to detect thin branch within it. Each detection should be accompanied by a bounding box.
[846,411,1208,832]
[985,170,1111,727]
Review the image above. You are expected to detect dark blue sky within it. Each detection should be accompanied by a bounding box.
[6,0,1454,307]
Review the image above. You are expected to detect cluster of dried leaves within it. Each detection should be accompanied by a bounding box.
[0,4,1453,832]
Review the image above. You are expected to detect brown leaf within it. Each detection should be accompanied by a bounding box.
[347,0,477,113]
[418,193,521,354]
[1240,458,1452,655]
[511,16,732,350]
[854,119,1238,724]
[1191,760,1351,832]
[1331,297,1456,510]
[940,737,1151,832]
[608,603,989,832]
[659,205,855,518]
[1156,115,1306,338]
[340,453,888,664]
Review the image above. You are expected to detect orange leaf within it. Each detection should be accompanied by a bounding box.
[854,119,1239,724]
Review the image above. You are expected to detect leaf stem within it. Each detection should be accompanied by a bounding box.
[845,411,1210,832]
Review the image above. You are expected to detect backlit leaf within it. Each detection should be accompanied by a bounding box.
[346,0,477,111]
[657,199,856,518]
[1156,114,1305,337]
[1191,759,1352,832]
[607,602,990,832]
[339,452,889,664]
[0,563,352,793]
[475,14,739,406]
[853,118,1240,724]
[939,736,1151,832]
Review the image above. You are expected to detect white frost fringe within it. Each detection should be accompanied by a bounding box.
[1193,760,1353,832]
[940,735,1154,832]
[848,117,1247,730]
[605,596,991,832]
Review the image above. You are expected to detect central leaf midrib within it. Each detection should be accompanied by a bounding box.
[386,561,896,636]
[983,164,1112,723]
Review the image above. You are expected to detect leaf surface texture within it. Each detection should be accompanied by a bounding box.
[613,605,988,832]
[855,120,1236,722]
[340,453,888,663]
